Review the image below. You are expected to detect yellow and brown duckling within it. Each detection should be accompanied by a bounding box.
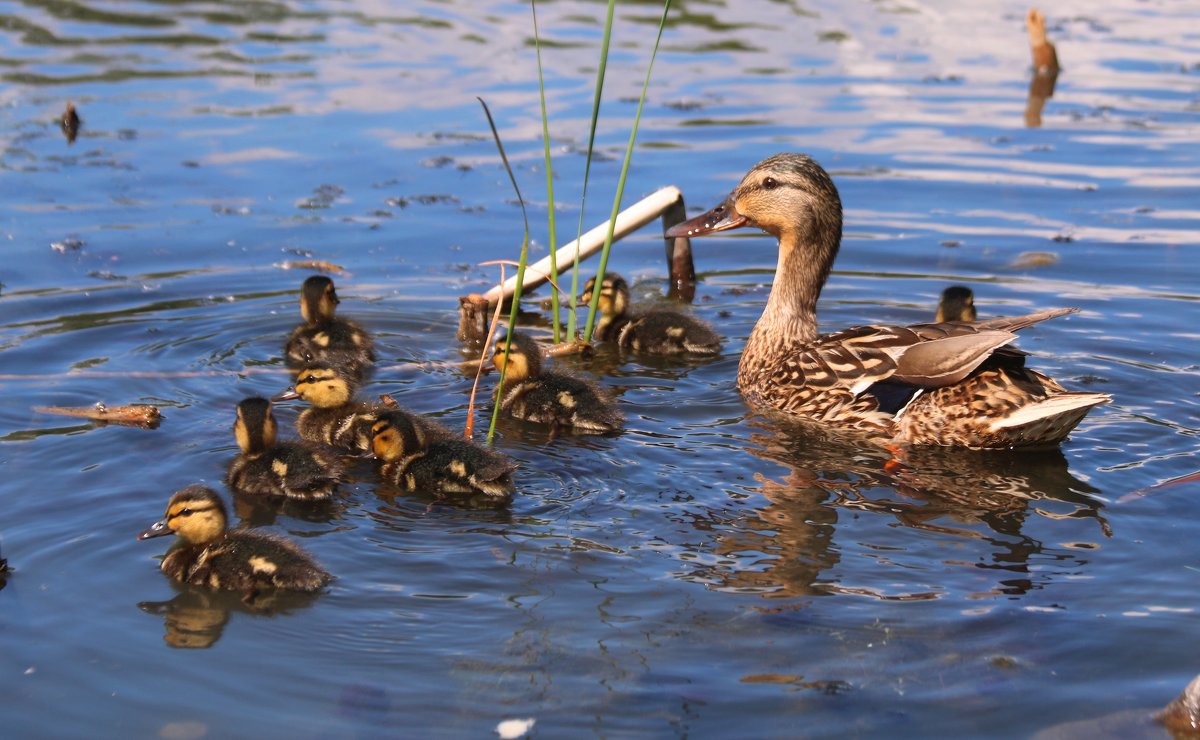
[582,273,721,355]
[274,364,452,455]
[491,331,624,435]
[667,153,1109,448]
[138,485,331,599]
[936,286,977,322]
[227,397,343,501]
[284,276,375,381]
[370,411,516,500]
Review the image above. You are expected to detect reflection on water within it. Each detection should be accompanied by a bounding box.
[690,417,1108,600]
[139,585,319,649]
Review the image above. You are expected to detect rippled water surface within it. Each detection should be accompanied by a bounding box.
[2,0,1199,736]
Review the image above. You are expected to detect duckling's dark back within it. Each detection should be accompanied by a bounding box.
[164,530,331,593]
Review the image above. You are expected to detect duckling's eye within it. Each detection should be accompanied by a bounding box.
[178,508,193,517]
[763,177,778,190]
[303,375,317,384]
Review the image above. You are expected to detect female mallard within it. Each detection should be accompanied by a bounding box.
[227,397,343,501]
[582,272,721,355]
[274,364,451,454]
[667,153,1109,448]
[491,331,624,435]
[138,485,331,598]
[937,286,977,323]
[284,276,375,380]
[370,411,516,500]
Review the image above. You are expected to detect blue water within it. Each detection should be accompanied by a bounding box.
[2,1,1199,736]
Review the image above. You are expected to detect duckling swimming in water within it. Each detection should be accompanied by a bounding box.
[936,286,977,322]
[370,411,516,500]
[583,273,721,355]
[274,364,452,455]
[284,276,375,381]
[138,485,331,599]
[227,397,343,501]
[491,331,623,435]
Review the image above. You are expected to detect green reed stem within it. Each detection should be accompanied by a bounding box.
[531,0,561,344]
[568,0,616,340]
[477,97,530,445]
[582,0,673,343]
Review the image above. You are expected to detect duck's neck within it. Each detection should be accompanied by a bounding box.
[741,226,837,380]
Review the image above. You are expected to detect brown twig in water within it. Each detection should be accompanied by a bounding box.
[463,264,510,441]
[34,403,163,428]
[275,260,347,274]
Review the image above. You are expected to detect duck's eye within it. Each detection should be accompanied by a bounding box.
[763,177,778,190]
[304,375,317,384]
[178,508,193,517]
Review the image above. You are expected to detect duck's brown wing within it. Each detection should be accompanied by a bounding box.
[743,309,1082,430]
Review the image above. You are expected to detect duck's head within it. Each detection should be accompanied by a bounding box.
[138,485,228,545]
[581,274,630,318]
[274,365,355,408]
[667,152,842,245]
[936,286,977,322]
[370,411,422,462]
[299,275,340,324]
[490,331,541,382]
[234,397,278,454]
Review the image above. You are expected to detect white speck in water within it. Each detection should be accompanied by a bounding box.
[24,666,35,675]
[496,718,535,739]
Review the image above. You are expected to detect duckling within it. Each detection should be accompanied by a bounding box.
[371,411,516,500]
[936,286,977,322]
[284,276,375,380]
[582,273,721,355]
[227,397,343,501]
[274,364,452,455]
[138,485,331,599]
[491,331,623,435]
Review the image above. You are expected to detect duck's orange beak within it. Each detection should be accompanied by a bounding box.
[665,198,748,237]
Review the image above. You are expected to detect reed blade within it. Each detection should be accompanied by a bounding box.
[477,97,531,445]
[531,0,562,343]
[583,0,673,343]
[568,0,617,339]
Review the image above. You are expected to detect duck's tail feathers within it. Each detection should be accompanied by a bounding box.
[989,391,1110,445]
[972,307,1078,333]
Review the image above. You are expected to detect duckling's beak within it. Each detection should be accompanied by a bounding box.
[272,387,300,402]
[665,198,748,237]
[138,517,173,540]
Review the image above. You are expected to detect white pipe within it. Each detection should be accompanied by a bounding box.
[482,185,684,304]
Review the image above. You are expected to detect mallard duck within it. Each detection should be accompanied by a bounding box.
[491,331,624,435]
[666,153,1109,448]
[227,397,343,501]
[273,364,451,454]
[582,273,721,355]
[284,276,375,380]
[936,286,977,322]
[370,411,516,500]
[138,485,331,598]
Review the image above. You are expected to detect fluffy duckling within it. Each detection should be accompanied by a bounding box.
[284,276,375,380]
[227,397,343,502]
[274,364,452,455]
[583,273,721,355]
[936,286,977,322]
[371,411,516,500]
[139,485,331,598]
[491,331,624,435]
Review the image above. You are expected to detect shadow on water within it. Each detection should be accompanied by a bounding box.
[687,416,1108,600]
